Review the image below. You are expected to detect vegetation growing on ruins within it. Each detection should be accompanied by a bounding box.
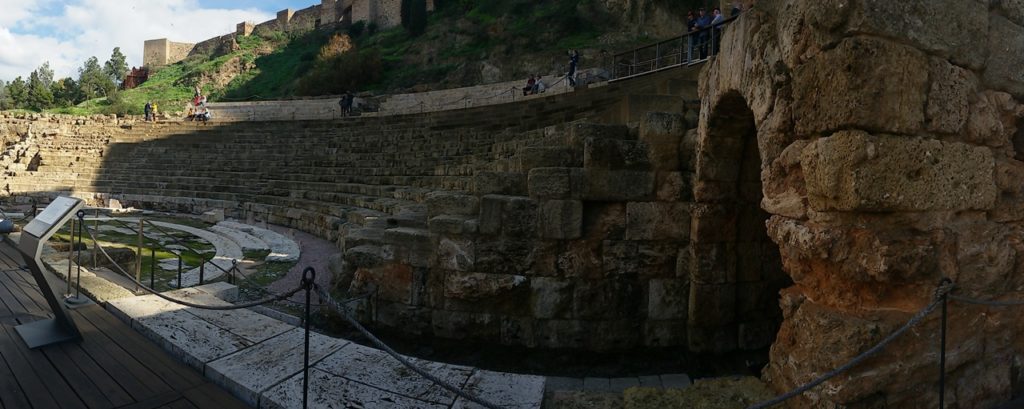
[0,0,708,115]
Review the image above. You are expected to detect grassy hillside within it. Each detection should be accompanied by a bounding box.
[46,0,693,116]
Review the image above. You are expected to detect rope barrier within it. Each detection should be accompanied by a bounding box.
[949,294,1024,306]
[80,219,304,311]
[747,281,955,409]
[313,284,507,409]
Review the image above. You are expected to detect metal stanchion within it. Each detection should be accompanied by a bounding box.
[230,259,237,285]
[301,267,316,409]
[150,248,155,289]
[939,277,951,408]
[65,211,89,307]
[199,256,205,285]
[177,254,182,288]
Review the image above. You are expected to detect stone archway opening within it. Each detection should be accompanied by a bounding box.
[689,90,788,355]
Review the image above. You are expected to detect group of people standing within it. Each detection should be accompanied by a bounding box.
[143,101,159,121]
[686,2,741,60]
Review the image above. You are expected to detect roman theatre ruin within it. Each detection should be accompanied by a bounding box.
[2,0,1023,407]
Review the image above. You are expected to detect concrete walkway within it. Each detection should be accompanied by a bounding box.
[106,284,547,409]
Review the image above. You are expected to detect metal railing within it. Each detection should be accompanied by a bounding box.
[612,15,739,80]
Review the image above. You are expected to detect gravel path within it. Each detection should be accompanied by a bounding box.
[264,224,339,304]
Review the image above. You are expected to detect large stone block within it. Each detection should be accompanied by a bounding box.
[530,277,574,319]
[528,167,573,199]
[689,204,737,243]
[431,310,499,340]
[584,138,651,171]
[625,202,691,241]
[478,195,538,237]
[572,278,641,319]
[995,0,1024,27]
[926,58,977,135]
[443,272,527,300]
[688,282,736,326]
[520,147,577,169]
[474,171,526,195]
[640,112,686,170]
[643,320,687,347]
[847,0,990,70]
[602,240,638,276]
[689,242,737,285]
[984,16,1024,99]
[792,37,928,136]
[637,242,678,278]
[648,278,689,320]
[537,200,583,239]
[579,169,656,201]
[570,123,631,146]
[436,237,474,271]
[425,191,479,217]
[655,171,694,202]
[801,131,997,211]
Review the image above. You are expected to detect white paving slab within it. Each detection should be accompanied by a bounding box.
[453,370,546,409]
[206,328,349,407]
[97,224,137,235]
[158,258,189,271]
[100,280,547,409]
[314,342,474,405]
[211,225,270,252]
[107,289,253,370]
[261,367,448,409]
[151,221,243,287]
[218,221,300,262]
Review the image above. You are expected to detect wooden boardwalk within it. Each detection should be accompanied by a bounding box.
[0,242,252,409]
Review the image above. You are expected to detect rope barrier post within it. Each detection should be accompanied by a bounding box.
[92,209,99,269]
[136,219,143,292]
[300,267,316,409]
[75,211,84,299]
[177,254,182,288]
[150,248,155,289]
[65,218,74,297]
[939,277,952,409]
[199,256,205,285]
[230,259,237,285]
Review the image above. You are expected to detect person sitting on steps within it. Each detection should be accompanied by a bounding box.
[533,75,546,94]
[522,76,536,96]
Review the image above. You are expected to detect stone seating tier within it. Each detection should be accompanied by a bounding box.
[0,67,764,352]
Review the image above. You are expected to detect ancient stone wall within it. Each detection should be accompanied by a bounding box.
[698,1,1024,407]
[143,39,196,68]
[0,68,725,353]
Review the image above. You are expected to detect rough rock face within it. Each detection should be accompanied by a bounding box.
[700,0,1024,407]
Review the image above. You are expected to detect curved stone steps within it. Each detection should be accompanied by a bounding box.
[209,225,270,252]
[217,221,300,262]
[150,221,243,287]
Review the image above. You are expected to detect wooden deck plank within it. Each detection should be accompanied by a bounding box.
[0,344,33,409]
[0,323,81,409]
[0,241,250,409]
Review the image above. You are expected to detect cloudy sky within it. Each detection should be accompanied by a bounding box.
[0,0,314,82]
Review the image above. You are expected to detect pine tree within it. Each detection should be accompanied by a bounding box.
[26,67,55,110]
[51,78,81,107]
[6,77,27,109]
[79,56,115,99]
[104,47,129,84]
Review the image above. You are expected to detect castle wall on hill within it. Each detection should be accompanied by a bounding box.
[144,0,413,68]
[143,39,196,67]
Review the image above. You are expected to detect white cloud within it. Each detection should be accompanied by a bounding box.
[0,0,274,81]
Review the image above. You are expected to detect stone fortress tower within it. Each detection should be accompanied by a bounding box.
[143,0,434,68]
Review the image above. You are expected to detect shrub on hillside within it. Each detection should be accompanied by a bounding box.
[297,48,383,96]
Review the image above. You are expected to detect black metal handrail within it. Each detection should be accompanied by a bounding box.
[611,14,739,80]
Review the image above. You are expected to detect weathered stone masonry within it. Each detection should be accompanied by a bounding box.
[702,0,1024,407]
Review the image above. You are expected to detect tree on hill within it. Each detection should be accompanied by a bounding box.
[79,56,115,99]
[104,47,129,84]
[5,77,27,109]
[51,77,81,108]
[26,64,55,110]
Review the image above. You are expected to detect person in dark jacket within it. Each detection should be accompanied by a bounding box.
[567,50,580,87]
